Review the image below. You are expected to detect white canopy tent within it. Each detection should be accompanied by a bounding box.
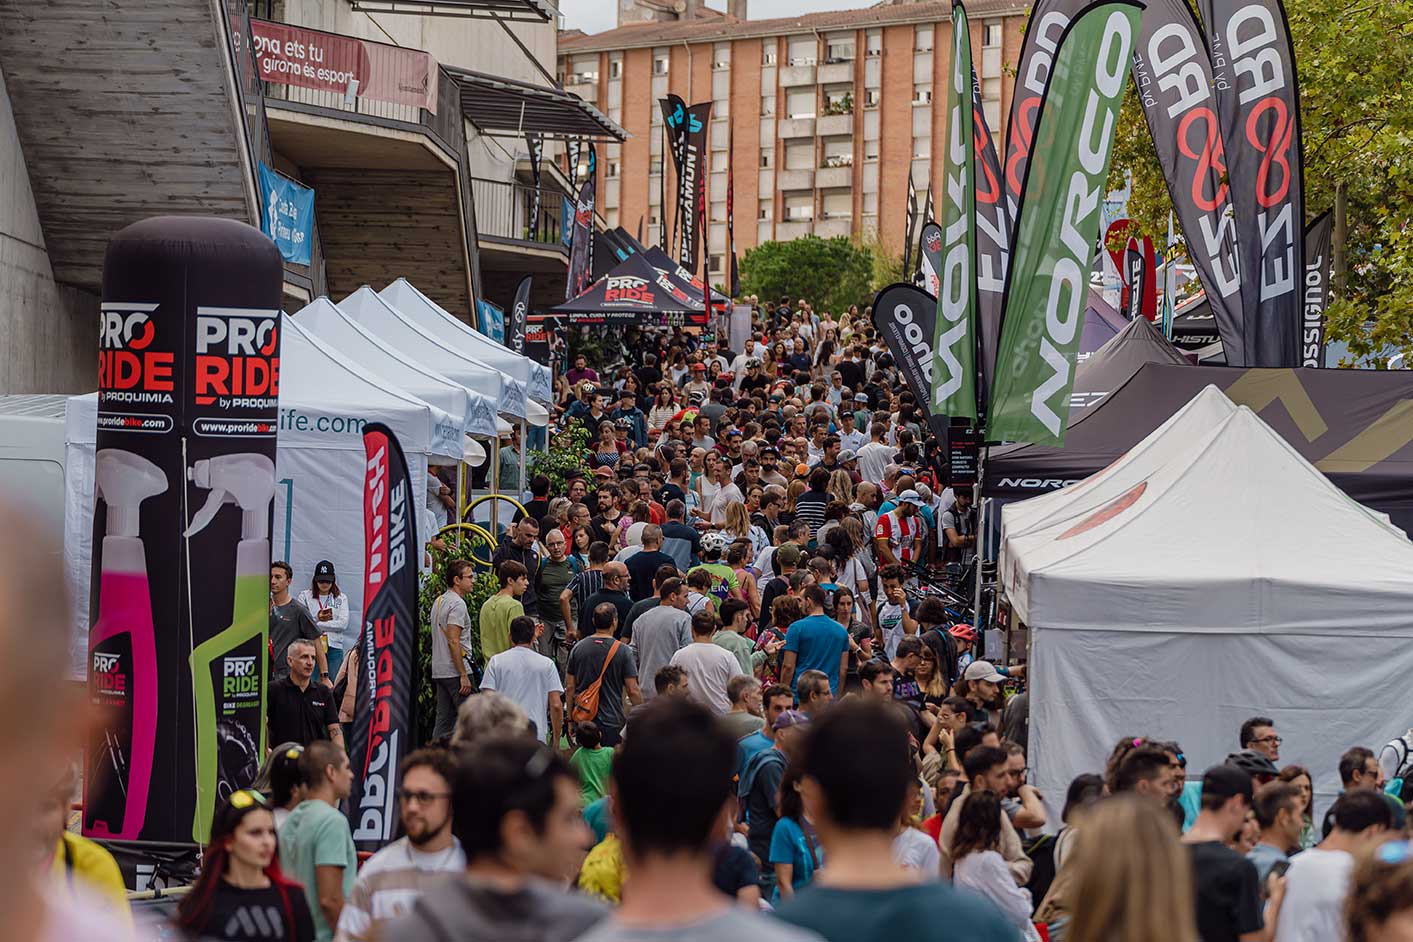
[63,316,455,677]
[1002,388,1413,816]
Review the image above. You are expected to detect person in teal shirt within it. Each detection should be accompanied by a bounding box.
[278,741,357,942]
[782,586,849,695]
[769,768,820,902]
[570,721,615,805]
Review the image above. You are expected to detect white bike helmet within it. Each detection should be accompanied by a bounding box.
[700,530,730,557]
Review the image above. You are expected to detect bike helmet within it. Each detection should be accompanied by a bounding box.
[700,530,730,557]
[1225,749,1279,780]
[947,623,978,643]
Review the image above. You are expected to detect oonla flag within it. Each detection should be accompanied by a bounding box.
[931,0,980,423]
[988,0,1141,445]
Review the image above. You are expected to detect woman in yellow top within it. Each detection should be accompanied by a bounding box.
[40,769,131,924]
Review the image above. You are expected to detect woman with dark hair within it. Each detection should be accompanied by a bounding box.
[250,742,306,831]
[647,385,678,436]
[296,562,349,680]
[569,524,594,573]
[952,790,1039,940]
[768,766,819,902]
[591,420,624,471]
[1277,764,1318,849]
[174,790,314,941]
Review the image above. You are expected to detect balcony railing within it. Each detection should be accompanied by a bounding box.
[471,177,567,248]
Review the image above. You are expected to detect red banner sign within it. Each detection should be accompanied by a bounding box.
[249,19,438,113]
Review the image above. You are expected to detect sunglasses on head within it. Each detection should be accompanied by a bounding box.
[229,789,270,810]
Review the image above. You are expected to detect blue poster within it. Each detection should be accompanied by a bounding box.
[561,198,574,248]
[477,299,505,344]
[258,163,315,265]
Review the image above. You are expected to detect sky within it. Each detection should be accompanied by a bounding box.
[562,0,868,34]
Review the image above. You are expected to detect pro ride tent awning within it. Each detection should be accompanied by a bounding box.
[549,251,711,325]
[640,246,730,310]
[983,362,1413,533]
[446,68,627,141]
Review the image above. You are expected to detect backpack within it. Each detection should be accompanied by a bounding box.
[571,640,622,724]
[1388,732,1413,781]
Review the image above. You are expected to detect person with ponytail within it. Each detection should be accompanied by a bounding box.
[174,790,315,942]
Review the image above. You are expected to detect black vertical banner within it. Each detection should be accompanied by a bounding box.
[661,95,688,257]
[915,183,935,285]
[1198,0,1305,367]
[567,139,582,187]
[586,145,597,286]
[1301,210,1333,368]
[348,422,419,853]
[726,121,738,297]
[678,102,712,271]
[527,132,543,239]
[509,275,532,354]
[870,282,952,441]
[971,65,1009,389]
[904,169,918,276]
[566,170,596,300]
[1125,238,1145,320]
[1129,0,1245,362]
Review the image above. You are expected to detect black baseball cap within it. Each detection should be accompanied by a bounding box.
[314,560,336,580]
[1201,764,1254,804]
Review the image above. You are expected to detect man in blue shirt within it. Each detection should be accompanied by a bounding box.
[781,585,849,696]
[736,683,796,778]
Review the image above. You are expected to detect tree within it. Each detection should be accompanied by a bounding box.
[1106,0,1413,361]
[739,235,876,314]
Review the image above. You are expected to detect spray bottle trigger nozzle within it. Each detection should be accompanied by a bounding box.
[184,489,232,538]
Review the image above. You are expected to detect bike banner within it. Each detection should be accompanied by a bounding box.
[508,275,532,354]
[1130,0,1245,360]
[920,222,943,298]
[870,283,952,440]
[931,0,979,423]
[971,63,1010,392]
[988,0,1141,445]
[678,102,712,271]
[661,95,689,259]
[1197,0,1305,367]
[1301,209,1333,368]
[347,422,419,852]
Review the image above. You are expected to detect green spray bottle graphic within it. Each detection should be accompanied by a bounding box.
[185,453,275,842]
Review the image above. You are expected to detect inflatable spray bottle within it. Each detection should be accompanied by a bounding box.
[185,453,275,842]
[85,450,166,840]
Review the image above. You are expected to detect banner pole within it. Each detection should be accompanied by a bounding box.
[518,420,528,509]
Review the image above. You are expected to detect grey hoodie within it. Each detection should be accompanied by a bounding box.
[381,877,607,942]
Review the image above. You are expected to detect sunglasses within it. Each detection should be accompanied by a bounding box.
[229,789,270,810]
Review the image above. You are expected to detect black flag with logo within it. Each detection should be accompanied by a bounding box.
[527,132,543,238]
[1125,238,1145,320]
[661,95,689,257]
[871,282,951,440]
[509,275,532,354]
[904,169,919,276]
[678,102,712,271]
[971,64,1010,389]
[347,422,419,853]
[1301,210,1332,367]
[1198,0,1305,366]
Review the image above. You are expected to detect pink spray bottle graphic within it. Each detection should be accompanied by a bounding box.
[84,449,166,840]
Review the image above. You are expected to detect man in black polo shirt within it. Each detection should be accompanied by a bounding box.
[268,638,343,748]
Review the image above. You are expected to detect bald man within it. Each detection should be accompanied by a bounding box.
[577,560,633,640]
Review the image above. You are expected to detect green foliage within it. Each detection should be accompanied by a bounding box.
[739,235,877,315]
[1106,0,1413,359]
[860,228,906,295]
[415,535,497,744]
[528,421,592,497]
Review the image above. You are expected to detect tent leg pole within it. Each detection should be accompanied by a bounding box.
[519,419,528,509]
[456,460,465,551]
[491,435,500,539]
[973,446,988,642]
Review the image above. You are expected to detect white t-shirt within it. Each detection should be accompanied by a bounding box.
[877,601,905,660]
[336,836,466,941]
[891,827,941,881]
[955,850,1040,940]
[839,428,868,454]
[478,645,564,741]
[669,641,746,714]
[709,482,745,523]
[1274,848,1354,942]
[856,441,894,483]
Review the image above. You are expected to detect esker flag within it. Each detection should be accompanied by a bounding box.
[931,0,980,423]
[348,423,419,852]
[988,0,1141,445]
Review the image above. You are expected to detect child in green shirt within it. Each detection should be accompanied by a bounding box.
[569,721,615,806]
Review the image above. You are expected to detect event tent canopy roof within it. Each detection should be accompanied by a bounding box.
[549,251,711,324]
[1069,313,1191,414]
[446,67,627,141]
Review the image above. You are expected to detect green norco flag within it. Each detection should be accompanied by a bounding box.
[930,0,979,422]
[986,0,1140,445]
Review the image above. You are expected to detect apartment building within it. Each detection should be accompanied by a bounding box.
[558,0,1027,281]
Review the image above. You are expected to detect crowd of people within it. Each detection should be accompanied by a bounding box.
[17,298,1413,942]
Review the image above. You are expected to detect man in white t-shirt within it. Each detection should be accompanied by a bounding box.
[668,610,747,714]
[1276,790,1393,942]
[478,615,565,745]
[429,560,475,741]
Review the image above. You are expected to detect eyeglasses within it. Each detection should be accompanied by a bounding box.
[229,789,270,810]
[397,789,452,806]
[1251,735,1283,745]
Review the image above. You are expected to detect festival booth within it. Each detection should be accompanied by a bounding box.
[1002,386,1413,814]
[63,314,461,678]
[1078,288,1132,357]
[549,251,714,326]
[983,363,1413,533]
[1067,314,1191,415]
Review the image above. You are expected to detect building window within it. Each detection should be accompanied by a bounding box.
[915,26,933,52]
[983,77,1002,101]
[650,209,661,225]
[759,198,773,220]
[711,150,728,172]
[713,43,731,70]
[653,55,669,75]
[786,88,816,119]
[913,135,931,158]
[913,84,932,104]
[825,41,854,63]
[761,94,776,115]
[865,29,883,57]
[711,200,727,222]
[984,21,1003,47]
[650,156,663,175]
[710,254,724,274]
[864,139,879,161]
[786,36,816,66]
[864,88,880,109]
[609,57,622,79]
[763,47,777,65]
[760,149,773,168]
[606,160,620,178]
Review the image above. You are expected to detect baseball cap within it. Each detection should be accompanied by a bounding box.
[962,660,1006,683]
[593,465,615,478]
[854,392,869,402]
[691,362,706,371]
[839,449,857,463]
[314,560,336,580]
[773,709,811,732]
[897,488,925,507]
[1202,764,1255,804]
[777,543,803,567]
[795,463,811,478]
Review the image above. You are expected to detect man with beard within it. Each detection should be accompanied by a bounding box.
[336,749,467,941]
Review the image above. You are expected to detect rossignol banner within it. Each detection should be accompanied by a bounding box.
[1003,0,1092,229]
[1302,210,1332,368]
[678,102,712,271]
[527,132,543,238]
[870,283,952,440]
[932,0,979,423]
[971,62,1010,394]
[566,168,596,300]
[347,423,419,852]
[1197,0,1305,367]
[509,275,532,354]
[86,216,283,846]
[1129,0,1246,361]
[988,0,1141,445]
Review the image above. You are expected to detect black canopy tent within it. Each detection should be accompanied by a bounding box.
[1068,314,1191,414]
[983,362,1413,533]
[548,251,710,326]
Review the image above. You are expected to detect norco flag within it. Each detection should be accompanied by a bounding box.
[932,0,979,423]
[1198,0,1305,367]
[1003,0,1093,231]
[678,102,712,271]
[988,0,1141,445]
[1301,209,1332,368]
[348,422,419,852]
[566,166,595,300]
[509,275,532,354]
[871,283,952,440]
[972,63,1010,388]
[1129,0,1245,362]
